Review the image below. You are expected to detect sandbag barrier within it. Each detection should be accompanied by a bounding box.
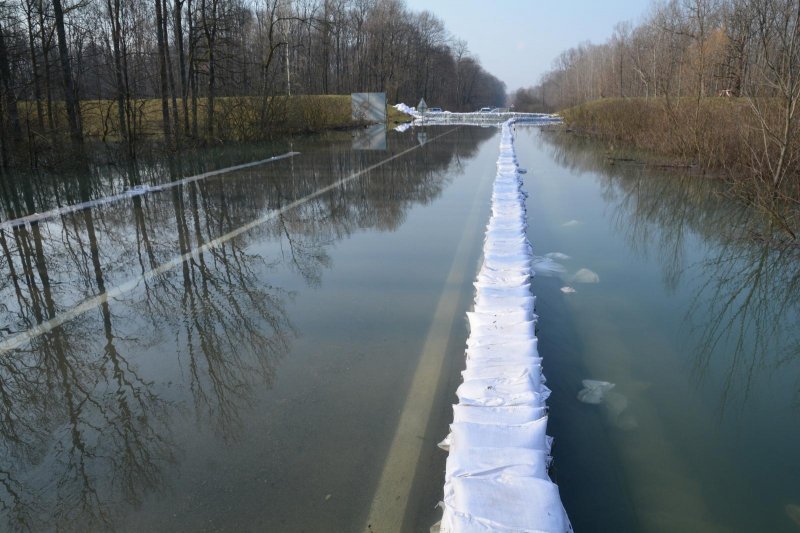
[435,120,572,532]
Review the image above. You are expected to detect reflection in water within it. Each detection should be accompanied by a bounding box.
[352,124,387,151]
[529,129,800,532]
[0,127,495,530]
[541,130,800,413]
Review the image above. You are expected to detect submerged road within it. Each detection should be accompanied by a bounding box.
[0,129,460,357]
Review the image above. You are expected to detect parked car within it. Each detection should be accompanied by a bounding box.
[478,107,492,113]
[428,107,443,112]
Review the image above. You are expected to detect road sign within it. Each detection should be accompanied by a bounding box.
[417,98,428,114]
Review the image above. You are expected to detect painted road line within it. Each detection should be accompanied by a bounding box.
[364,137,492,532]
[0,129,460,355]
[0,152,301,231]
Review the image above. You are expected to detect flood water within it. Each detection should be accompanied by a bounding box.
[0,125,798,532]
[516,129,800,533]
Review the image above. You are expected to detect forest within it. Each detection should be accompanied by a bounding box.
[511,0,800,223]
[0,0,506,160]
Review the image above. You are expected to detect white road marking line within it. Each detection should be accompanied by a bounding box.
[0,129,459,355]
[0,152,300,231]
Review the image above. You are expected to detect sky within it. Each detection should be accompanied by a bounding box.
[403,0,654,92]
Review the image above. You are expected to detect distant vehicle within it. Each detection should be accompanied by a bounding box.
[478,107,492,113]
[428,107,443,112]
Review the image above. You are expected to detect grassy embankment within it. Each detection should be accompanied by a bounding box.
[19,95,410,141]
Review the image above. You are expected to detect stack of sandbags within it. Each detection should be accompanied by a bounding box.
[437,121,572,532]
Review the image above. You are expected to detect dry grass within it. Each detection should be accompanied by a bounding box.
[561,96,800,237]
[14,95,410,141]
[560,97,753,171]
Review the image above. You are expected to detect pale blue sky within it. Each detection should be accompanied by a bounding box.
[404,0,653,91]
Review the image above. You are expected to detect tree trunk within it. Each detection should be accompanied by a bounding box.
[51,0,83,144]
[154,0,172,141]
[106,0,129,147]
[24,1,45,132]
[0,21,23,144]
[187,0,198,137]
[201,0,217,138]
[38,0,55,130]
[163,0,180,138]
[175,0,190,134]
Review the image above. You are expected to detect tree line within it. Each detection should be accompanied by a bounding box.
[513,0,799,218]
[0,0,505,158]
[513,0,799,111]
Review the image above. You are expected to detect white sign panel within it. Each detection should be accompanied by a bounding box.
[352,93,386,122]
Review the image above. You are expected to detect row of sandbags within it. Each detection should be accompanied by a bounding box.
[436,121,572,532]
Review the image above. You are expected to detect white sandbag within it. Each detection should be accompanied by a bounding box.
[461,363,544,388]
[483,242,532,257]
[478,264,530,279]
[472,297,535,315]
[465,338,540,360]
[441,477,572,532]
[466,309,532,327]
[487,217,527,229]
[456,379,548,407]
[468,316,535,334]
[448,418,549,451]
[483,234,529,247]
[475,282,531,299]
[452,404,547,425]
[444,446,550,481]
[475,271,531,287]
[466,334,536,348]
[482,255,533,271]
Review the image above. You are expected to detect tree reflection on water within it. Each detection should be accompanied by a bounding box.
[541,130,800,414]
[0,127,495,530]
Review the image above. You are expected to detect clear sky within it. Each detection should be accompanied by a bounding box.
[403,0,654,91]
